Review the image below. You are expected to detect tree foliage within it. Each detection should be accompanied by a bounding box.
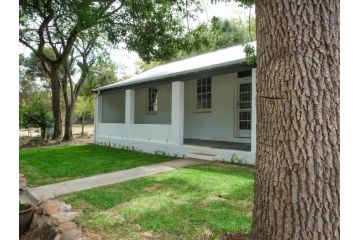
[137,17,256,73]
[183,17,255,56]
[20,0,199,139]
[80,55,119,96]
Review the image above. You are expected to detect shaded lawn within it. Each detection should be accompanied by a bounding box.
[20,144,174,187]
[61,162,254,240]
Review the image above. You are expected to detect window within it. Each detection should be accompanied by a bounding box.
[147,87,158,114]
[238,83,251,130]
[195,77,211,112]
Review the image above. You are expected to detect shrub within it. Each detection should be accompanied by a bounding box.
[22,99,53,139]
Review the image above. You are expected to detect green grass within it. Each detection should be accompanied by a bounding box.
[19,144,174,187]
[61,162,254,240]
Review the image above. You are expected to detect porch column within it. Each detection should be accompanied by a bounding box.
[94,93,102,143]
[171,81,184,144]
[251,68,257,153]
[125,89,135,139]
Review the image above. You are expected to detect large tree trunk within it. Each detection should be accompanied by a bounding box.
[251,1,340,240]
[50,69,62,139]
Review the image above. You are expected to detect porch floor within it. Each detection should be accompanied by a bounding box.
[183,139,251,151]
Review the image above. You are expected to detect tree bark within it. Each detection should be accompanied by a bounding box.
[251,1,340,240]
[49,68,62,139]
[63,103,75,141]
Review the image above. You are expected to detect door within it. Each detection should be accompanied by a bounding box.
[235,78,252,138]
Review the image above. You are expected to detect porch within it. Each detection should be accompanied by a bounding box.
[94,67,257,164]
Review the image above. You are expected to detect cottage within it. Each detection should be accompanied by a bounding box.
[93,43,257,164]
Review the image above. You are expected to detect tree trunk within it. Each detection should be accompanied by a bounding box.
[50,69,62,139]
[81,114,85,136]
[251,1,340,240]
[40,127,46,140]
[63,103,75,141]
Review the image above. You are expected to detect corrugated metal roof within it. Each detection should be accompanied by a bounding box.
[95,42,255,91]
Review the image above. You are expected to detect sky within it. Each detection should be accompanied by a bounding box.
[111,1,253,78]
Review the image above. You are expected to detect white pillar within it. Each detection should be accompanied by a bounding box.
[171,81,184,144]
[94,93,102,143]
[125,89,135,139]
[251,68,257,153]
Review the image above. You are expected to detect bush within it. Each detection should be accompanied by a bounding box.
[21,99,53,139]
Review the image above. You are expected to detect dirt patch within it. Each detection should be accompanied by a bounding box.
[144,184,162,192]
[217,232,247,240]
[20,135,94,149]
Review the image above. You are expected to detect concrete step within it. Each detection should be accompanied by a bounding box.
[186,152,219,161]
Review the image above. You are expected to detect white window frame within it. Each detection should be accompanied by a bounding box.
[194,77,212,113]
[146,87,158,115]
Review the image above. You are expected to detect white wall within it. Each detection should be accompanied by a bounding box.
[184,73,251,143]
[102,91,125,123]
[134,84,172,124]
[95,137,256,165]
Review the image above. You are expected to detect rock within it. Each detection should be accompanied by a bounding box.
[38,200,72,216]
[31,213,45,228]
[58,222,78,233]
[19,175,28,190]
[59,228,82,240]
[22,223,58,240]
[59,202,72,212]
[50,212,81,226]
[38,199,63,216]
[39,192,56,202]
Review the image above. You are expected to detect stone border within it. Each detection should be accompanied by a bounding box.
[20,174,86,240]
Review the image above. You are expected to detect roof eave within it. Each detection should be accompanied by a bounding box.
[93,58,247,93]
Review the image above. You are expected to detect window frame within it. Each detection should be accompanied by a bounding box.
[194,77,212,113]
[146,87,158,115]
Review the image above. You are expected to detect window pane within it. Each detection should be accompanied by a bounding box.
[240,102,251,109]
[240,84,251,92]
[148,87,158,112]
[239,121,251,130]
[239,111,251,120]
[202,101,207,109]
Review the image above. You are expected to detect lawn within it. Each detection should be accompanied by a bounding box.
[19,144,174,187]
[61,162,254,240]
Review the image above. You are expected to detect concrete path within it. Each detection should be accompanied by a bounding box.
[28,159,206,201]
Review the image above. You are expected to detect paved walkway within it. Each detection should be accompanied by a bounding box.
[27,159,206,201]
